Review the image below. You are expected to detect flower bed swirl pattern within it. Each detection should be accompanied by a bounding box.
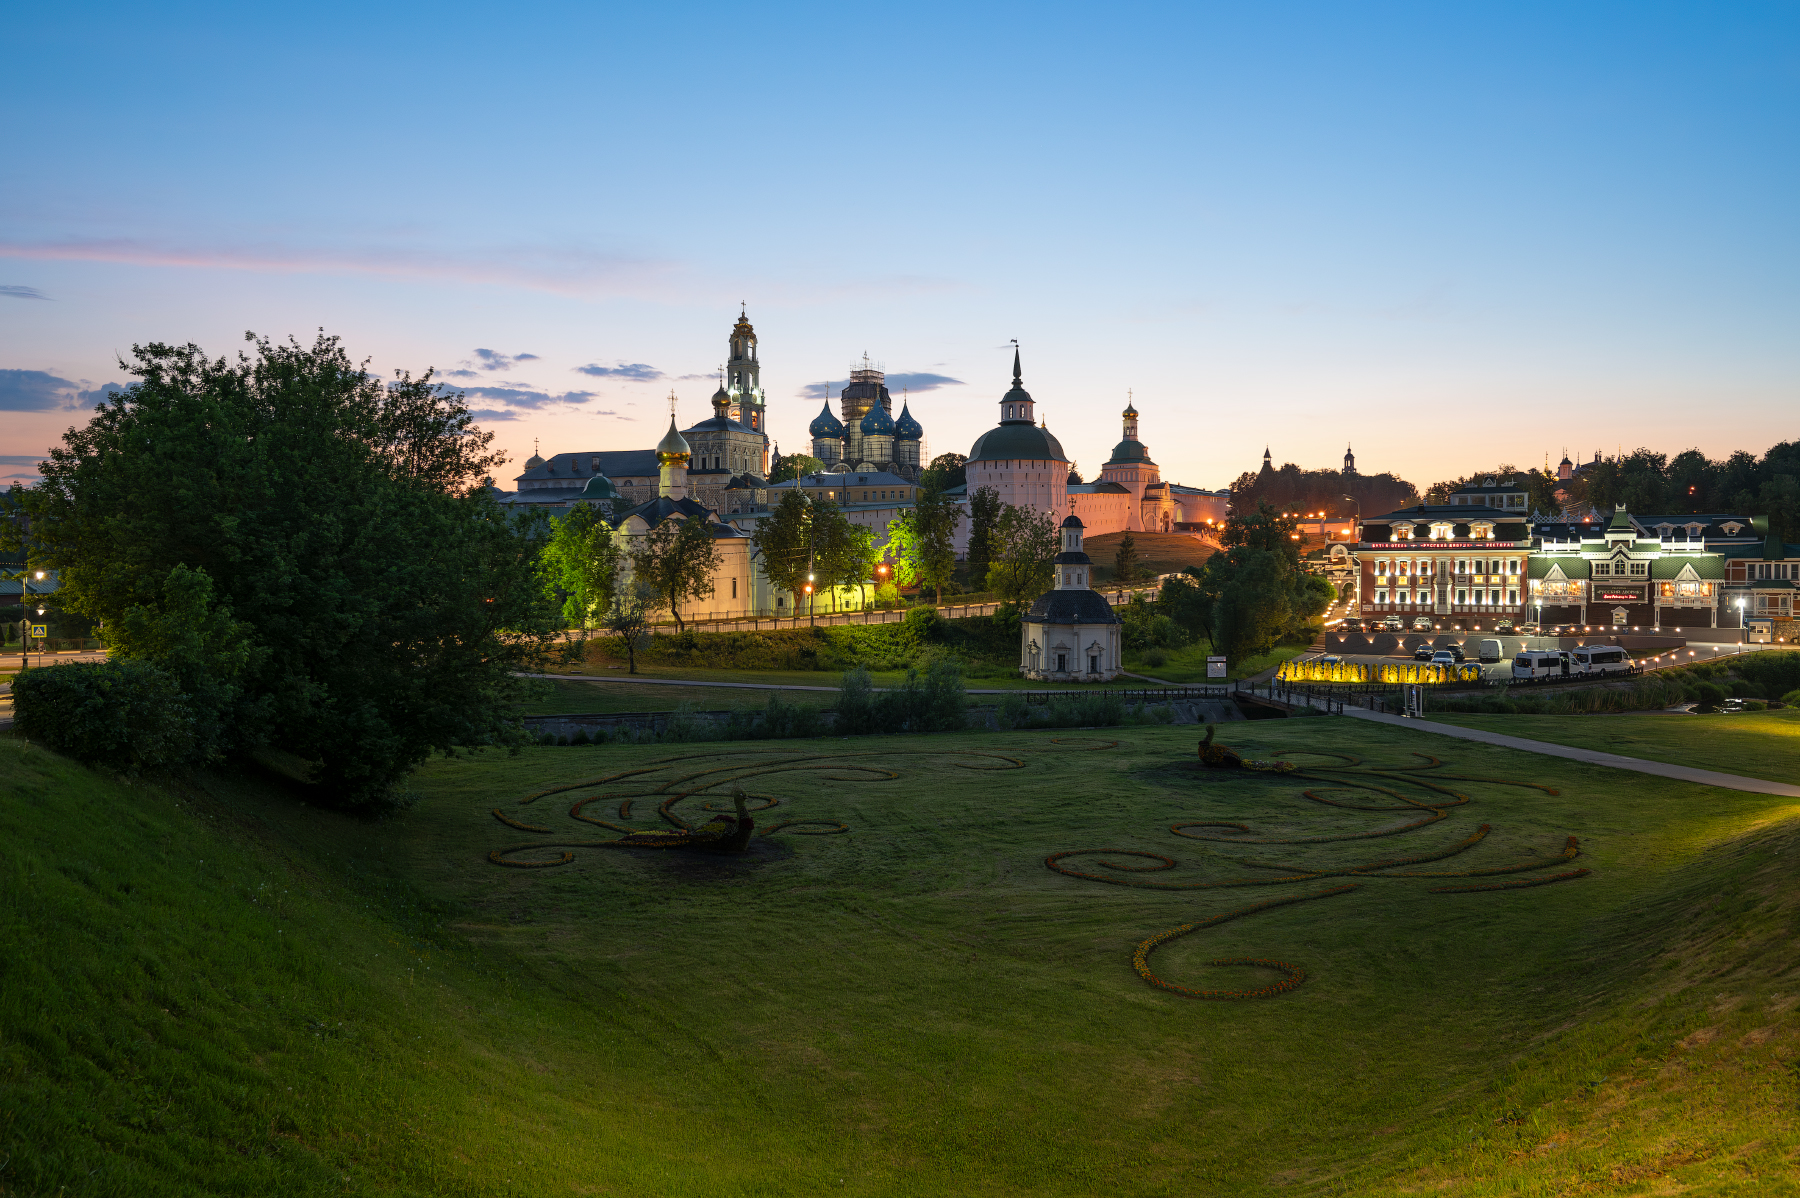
[486,740,1120,868]
[1050,747,1592,1001]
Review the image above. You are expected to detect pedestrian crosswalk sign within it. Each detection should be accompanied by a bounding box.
[28,625,46,638]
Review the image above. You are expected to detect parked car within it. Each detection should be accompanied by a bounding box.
[1430,650,1458,667]
[1494,619,1515,633]
[1339,617,1365,633]
[1440,643,1466,662]
[1411,616,1435,632]
[1476,638,1503,663]
[1382,615,1404,631]
[1413,643,1438,661]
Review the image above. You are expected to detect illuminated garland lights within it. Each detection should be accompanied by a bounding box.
[1275,660,1484,685]
[1051,745,1591,1000]
[486,740,1120,868]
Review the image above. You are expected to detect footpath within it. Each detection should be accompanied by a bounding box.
[1337,705,1800,798]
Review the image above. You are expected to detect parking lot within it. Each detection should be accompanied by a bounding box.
[1299,631,1759,682]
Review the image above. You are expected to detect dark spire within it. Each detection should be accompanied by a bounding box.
[1012,347,1021,385]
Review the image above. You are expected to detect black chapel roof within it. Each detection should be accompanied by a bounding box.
[1025,589,1121,625]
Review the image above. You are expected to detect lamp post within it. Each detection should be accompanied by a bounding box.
[19,564,44,665]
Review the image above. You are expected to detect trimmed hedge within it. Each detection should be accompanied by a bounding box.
[11,660,198,772]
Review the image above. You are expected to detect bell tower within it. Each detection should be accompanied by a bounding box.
[726,306,766,436]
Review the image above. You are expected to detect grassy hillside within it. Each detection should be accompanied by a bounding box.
[5,719,1800,1195]
[1086,530,1217,583]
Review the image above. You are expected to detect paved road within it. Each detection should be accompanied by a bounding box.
[1338,705,1800,798]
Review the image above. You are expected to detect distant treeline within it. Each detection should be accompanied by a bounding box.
[1229,465,1418,520]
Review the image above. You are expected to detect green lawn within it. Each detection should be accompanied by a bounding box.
[1429,706,1800,785]
[6,719,1800,1195]
[519,678,806,716]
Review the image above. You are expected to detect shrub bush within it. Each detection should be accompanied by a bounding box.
[1691,680,1729,709]
[904,605,943,643]
[11,660,197,772]
[834,666,880,735]
[1141,647,1169,667]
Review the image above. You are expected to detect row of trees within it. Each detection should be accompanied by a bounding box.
[1426,442,1800,539]
[1230,463,1418,520]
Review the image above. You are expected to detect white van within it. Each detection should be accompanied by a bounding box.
[1571,646,1633,675]
[1513,650,1568,680]
[1476,639,1503,663]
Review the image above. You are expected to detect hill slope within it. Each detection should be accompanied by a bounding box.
[4,723,1800,1195]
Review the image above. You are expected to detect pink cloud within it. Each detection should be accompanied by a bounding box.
[0,236,677,296]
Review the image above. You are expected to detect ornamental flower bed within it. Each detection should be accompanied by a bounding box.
[1050,746,1591,1000]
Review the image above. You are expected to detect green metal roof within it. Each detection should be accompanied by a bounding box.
[1529,558,1591,579]
[967,422,1068,464]
[1651,554,1723,578]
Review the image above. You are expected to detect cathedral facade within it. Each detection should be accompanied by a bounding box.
[808,357,926,480]
[949,353,1226,541]
[506,310,774,514]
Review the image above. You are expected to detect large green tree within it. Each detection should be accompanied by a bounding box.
[751,491,814,610]
[888,490,959,605]
[965,485,1002,584]
[984,503,1058,605]
[19,332,555,809]
[631,515,719,632]
[1187,502,1331,665]
[808,500,877,612]
[540,505,621,631]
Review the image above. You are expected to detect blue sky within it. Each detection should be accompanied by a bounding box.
[3,1,1797,492]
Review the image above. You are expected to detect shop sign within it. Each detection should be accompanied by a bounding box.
[1596,589,1644,602]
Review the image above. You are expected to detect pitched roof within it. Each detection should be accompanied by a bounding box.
[1024,589,1121,625]
[515,449,660,483]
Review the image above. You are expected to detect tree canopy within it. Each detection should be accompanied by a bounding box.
[920,453,967,496]
[769,453,826,484]
[18,331,555,809]
[631,515,719,631]
[539,505,621,630]
[888,490,959,604]
[985,503,1058,605]
[965,486,1002,584]
[751,491,814,602]
[1231,461,1417,520]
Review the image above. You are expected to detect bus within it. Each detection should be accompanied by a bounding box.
[1570,646,1633,675]
[1513,650,1568,680]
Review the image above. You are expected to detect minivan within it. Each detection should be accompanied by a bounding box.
[1477,639,1503,663]
[1513,650,1568,679]
[1571,646,1633,675]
